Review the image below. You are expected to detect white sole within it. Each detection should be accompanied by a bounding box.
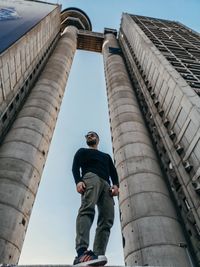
[75,256,107,266]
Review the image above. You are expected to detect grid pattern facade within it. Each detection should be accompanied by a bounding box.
[0,7,60,144]
[119,13,200,265]
[131,15,200,95]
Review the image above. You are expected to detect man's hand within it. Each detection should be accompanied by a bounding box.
[76,181,86,194]
[110,185,119,196]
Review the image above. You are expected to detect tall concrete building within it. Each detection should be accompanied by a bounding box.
[0,1,200,266]
[118,14,200,266]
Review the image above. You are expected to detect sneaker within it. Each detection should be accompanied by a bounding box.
[73,250,107,266]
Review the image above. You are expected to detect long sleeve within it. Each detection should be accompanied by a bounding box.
[72,149,82,185]
[108,155,119,187]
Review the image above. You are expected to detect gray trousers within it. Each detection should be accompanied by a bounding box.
[76,172,115,255]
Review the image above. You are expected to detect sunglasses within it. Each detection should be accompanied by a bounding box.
[85,133,97,138]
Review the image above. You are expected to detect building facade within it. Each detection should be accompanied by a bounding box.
[0,1,199,266]
[118,14,200,266]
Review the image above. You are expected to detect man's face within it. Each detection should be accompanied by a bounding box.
[85,132,99,146]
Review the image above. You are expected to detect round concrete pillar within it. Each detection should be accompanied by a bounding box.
[102,32,191,266]
[0,26,77,264]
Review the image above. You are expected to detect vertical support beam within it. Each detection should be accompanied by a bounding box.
[102,32,191,266]
[0,26,77,264]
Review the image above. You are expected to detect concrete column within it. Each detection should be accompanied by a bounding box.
[102,33,191,266]
[0,26,77,264]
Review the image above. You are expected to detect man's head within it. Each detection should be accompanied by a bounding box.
[85,131,99,147]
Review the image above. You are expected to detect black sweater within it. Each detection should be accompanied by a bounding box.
[72,148,119,187]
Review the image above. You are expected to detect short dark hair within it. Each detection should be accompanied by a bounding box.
[85,131,99,139]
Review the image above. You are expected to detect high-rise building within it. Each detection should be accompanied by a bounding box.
[0,1,199,266]
[118,14,200,266]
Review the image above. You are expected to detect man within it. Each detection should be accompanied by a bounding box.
[72,131,119,266]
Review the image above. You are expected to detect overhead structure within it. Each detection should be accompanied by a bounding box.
[61,7,92,31]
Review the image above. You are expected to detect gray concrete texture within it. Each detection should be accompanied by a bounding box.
[120,13,200,254]
[0,7,60,115]
[102,33,191,266]
[0,266,167,267]
[0,26,78,264]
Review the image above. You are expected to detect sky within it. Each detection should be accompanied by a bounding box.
[19,0,200,265]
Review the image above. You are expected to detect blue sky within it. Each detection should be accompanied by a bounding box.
[19,0,200,265]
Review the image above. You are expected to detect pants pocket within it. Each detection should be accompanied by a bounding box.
[83,172,95,179]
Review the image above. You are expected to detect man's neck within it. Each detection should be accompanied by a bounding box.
[88,146,98,150]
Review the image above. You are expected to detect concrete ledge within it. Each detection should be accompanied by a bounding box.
[0,266,162,267]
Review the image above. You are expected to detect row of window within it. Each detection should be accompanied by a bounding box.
[121,36,200,263]
[134,19,200,93]
[0,35,58,143]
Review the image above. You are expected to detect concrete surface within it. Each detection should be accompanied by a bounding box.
[102,32,191,267]
[0,25,78,264]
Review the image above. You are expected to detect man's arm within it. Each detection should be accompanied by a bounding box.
[72,149,86,194]
[72,149,82,184]
[109,155,119,186]
[109,155,119,196]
